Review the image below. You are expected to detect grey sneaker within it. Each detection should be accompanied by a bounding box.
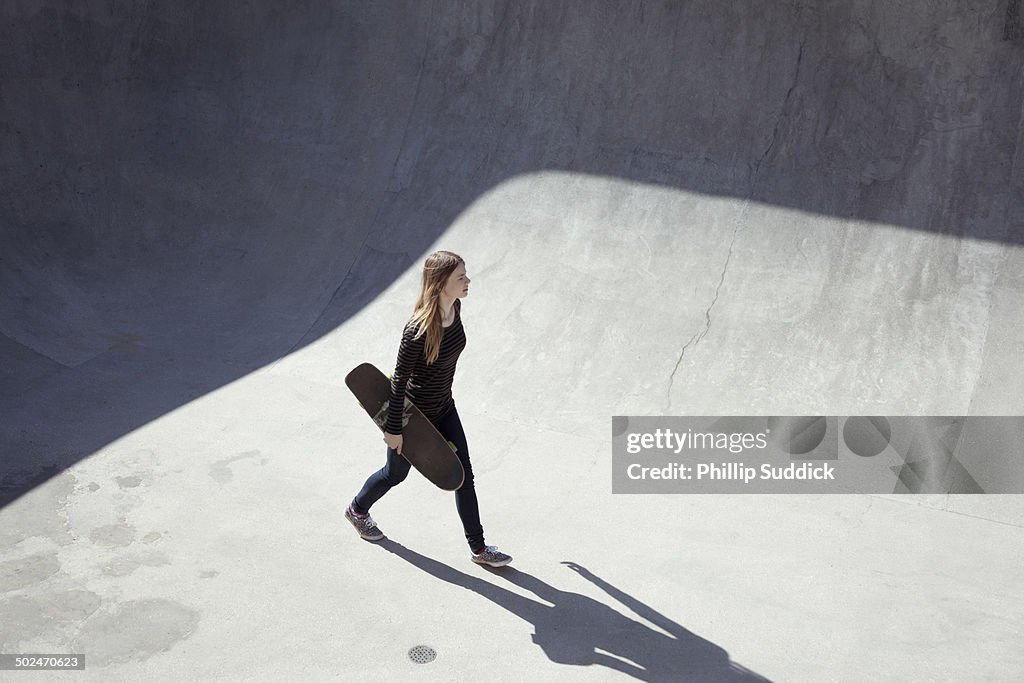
[471,545,512,567]
[345,505,384,541]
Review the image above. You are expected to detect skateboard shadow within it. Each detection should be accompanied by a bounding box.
[377,539,771,682]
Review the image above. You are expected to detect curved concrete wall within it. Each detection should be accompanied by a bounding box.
[1,2,1022,506]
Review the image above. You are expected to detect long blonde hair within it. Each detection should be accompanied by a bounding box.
[408,250,464,364]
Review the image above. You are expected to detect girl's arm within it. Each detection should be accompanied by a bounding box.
[384,324,423,435]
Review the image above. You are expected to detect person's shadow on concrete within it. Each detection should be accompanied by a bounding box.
[378,539,771,681]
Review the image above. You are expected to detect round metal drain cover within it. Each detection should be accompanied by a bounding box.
[408,645,437,664]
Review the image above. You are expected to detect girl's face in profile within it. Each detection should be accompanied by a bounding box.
[444,264,470,300]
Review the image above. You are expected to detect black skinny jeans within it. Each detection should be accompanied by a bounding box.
[351,403,485,551]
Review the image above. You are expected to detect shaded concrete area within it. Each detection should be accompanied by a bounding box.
[2,1,1023,680]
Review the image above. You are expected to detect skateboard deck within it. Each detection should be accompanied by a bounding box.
[345,362,465,491]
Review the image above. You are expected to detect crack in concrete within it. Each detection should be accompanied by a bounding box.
[665,35,805,411]
[755,41,804,177]
[663,202,745,411]
[860,495,875,528]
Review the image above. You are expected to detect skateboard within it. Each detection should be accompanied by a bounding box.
[344,362,465,491]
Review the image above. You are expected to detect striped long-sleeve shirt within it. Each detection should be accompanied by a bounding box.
[385,298,466,434]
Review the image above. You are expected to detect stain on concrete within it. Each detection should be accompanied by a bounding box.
[209,450,262,485]
[199,570,219,579]
[99,552,171,577]
[72,598,200,666]
[0,590,102,650]
[141,531,162,544]
[115,475,143,489]
[89,524,136,548]
[0,472,75,548]
[1006,0,1023,43]
[0,552,61,593]
[107,332,146,356]
[88,482,100,491]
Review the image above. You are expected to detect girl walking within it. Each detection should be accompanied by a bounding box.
[345,250,512,568]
